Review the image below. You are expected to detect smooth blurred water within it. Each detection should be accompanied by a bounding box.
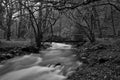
[0,42,82,80]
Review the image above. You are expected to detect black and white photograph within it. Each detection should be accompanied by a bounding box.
[0,0,120,80]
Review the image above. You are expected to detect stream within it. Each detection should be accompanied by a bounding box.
[0,42,82,80]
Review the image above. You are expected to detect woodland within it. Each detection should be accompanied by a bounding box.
[1,0,120,80]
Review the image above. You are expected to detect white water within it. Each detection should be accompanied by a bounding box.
[0,42,82,80]
[48,42,72,49]
[0,66,66,80]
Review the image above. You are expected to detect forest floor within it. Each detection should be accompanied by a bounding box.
[68,38,120,80]
[1,38,120,80]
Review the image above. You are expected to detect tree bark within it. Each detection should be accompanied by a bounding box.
[90,13,96,43]
[35,34,43,48]
[111,6,116,36]
[6,23,11,41]
[92,6,102,38]
[6,13,12,41]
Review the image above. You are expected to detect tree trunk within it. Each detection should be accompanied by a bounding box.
[111,6,116,35]
[35,3,43,48]
[6,17,12,41]
[18,0,22,38]
[92,7,102,38]
[89,31,95,43]
[6,25,11,41]
[17,24,21,38]
[89,13,96,43]
[35,34,43,48]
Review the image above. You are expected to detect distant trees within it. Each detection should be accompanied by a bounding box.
[0,0,17,40]
[5,0,14,40]
[61,0,120,43]
[1,0,120,47]
[0,0,60,47]
[18,0,60,48]
[0,0,6,38]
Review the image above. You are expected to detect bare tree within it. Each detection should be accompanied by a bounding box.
[4,0,14,40]
[19,0,60,48]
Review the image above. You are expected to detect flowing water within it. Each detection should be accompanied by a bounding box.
[0,42,82,80]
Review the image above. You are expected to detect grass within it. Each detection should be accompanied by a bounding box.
[0,39,33,48]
